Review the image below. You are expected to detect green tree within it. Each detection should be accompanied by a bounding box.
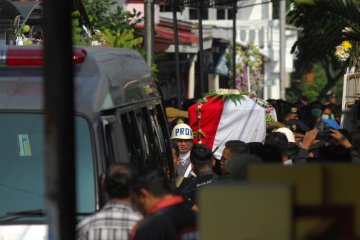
[79,0,143,48]
[288,0,360,100]
[83,0,142,34]
[72,10,90,45]
[80,0,161,80]
[286,63,343,104]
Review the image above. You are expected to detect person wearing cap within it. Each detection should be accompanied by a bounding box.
[283,107,299,122]
[282,119,310,145]
[170,123,195,178]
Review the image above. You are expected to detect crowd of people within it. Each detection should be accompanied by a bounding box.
[76,93,360,240]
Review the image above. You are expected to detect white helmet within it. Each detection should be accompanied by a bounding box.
[171,123,193,140]
[274,127,296,143]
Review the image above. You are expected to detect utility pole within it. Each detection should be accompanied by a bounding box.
[232,0,237,89]
[43,0,76,240]
[145,0,154,68]
[173,0,182,108]
[279,0,286,99]
[198,1,205,95]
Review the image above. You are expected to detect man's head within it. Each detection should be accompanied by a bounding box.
[171,123,193,154]
[265,132,289,162]
[220,140,249,176]
[325,93,336,104]
[300,96,309,106]
[321,105,336,121]
[284,107,298,121]
[103,163,134,200]
[282,119,309,144]
[131,168,172,215]
[225,153,263,180]
[190,144,213,173]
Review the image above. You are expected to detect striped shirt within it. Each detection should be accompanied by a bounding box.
[77,201,143,240]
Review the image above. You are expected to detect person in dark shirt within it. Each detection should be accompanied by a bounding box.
[180,144,228,206]
[131,168,198,240]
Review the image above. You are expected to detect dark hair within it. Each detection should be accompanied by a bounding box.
[318,145,351,163]
[105,163,134,198]
[246,142,264,159]
[300,96,309,102]
[182,98,196,111]
[265,132,288,155]
[190,144,213,165]
[132,168,172,197]
[260,145,283,163]
[322,103,336,113]
[226,153,263,180]
[225,140,249,154]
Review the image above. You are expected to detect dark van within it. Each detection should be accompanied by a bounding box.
[0,45,173,238]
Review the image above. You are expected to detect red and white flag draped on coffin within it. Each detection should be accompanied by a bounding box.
[188,94,267,160]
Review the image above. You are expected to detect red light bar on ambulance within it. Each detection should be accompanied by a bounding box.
[0,46,87,66]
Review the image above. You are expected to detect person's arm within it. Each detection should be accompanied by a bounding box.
[329,129,360,163]
[295,129,318,164]
[329,129,351,148]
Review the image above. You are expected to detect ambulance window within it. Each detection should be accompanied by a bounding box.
[136,109,153,166]
[120,111,143,168]
[0,113,95,217]
[155,104,172,149]
[149,109,166,153]
[140,107,161,167]
[135,109,151,162]
[101,114,129,165]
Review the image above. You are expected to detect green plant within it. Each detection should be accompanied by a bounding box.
[72,11,90,45]
[288,0,360,100]
[80,0,161,80]
[204,89,247,105]
[83,0,142,35]
[286,63,343,104]
[100,29,143,48]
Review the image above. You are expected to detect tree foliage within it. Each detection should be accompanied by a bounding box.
[83,0,142,34]
[288,0,360,100]
[80,0,143,48]
[99,29,143,48]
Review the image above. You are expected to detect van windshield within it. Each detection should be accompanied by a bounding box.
[0,113,95,220]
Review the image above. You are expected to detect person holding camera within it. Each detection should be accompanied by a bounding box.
[295,128,360,163]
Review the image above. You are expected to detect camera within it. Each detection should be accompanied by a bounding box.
[314,120,331,140]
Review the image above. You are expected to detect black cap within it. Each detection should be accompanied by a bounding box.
[283,119,310,134]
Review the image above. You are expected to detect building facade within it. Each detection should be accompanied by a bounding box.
[123,0,298,102]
